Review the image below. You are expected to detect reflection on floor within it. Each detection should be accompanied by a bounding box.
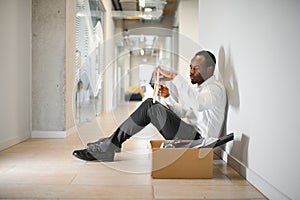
[0,102,266,199]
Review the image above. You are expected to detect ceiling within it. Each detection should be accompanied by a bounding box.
[111,0,178,57]
[111,0,178,23]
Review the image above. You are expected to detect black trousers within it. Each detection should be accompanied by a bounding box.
[103,98,201,151]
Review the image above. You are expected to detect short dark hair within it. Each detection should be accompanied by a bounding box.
[195,50,216,68]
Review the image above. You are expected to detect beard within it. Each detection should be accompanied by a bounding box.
[191,80,197,85]
[190,74,204,85]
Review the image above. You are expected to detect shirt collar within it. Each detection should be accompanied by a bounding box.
[198,75,216,88]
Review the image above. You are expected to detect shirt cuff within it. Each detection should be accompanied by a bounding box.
[164,95,176,106]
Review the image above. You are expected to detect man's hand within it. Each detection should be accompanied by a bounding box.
[154,66,177,81]
[158,85,170,98]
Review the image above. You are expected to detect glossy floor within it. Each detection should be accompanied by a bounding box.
[0,103,266,199]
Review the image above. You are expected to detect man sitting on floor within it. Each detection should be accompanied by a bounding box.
[73,50,227,162]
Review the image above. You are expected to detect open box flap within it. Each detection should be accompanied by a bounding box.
[201,133,234,148]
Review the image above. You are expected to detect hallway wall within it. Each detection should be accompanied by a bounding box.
[0,0,32,150]
[198,0,300,199]
[178,0,201,78]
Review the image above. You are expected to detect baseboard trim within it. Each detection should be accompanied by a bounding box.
[215,148,291,200]
[0,136,28,151]
[31,130,68,138]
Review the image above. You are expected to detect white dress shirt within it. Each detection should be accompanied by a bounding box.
[164,75,226,139]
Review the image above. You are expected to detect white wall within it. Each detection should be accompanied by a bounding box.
[0,0,32,150]
[178,0,201,78]
[198,0,300,199]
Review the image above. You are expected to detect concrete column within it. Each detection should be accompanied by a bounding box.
[32,0,75,138]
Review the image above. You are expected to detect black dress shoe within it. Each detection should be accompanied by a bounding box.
[87,138,121,153]
[73,149,97,161]
[89,150,115,162]
[73,149,115,162]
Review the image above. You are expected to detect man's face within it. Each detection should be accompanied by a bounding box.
[190,55,207,85]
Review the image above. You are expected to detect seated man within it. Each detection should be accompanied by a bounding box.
[73,50,227,162]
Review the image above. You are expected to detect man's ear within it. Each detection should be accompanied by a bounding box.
[207,66,214,76]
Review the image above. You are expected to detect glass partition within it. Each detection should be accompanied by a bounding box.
[75,0,104,125]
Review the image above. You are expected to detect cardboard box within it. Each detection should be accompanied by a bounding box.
[150,140,213,179]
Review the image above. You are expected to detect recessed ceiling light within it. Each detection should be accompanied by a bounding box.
[140,49,145,56]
